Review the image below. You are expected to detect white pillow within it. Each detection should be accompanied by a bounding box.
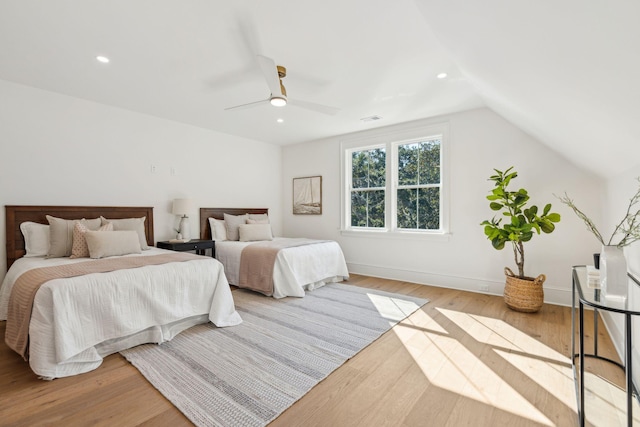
[208,218,227,241]
[20,222,50,257]
[100,216,149,250]
[85,230,142,259]
[239,224,273,242]
[224,213,249,241]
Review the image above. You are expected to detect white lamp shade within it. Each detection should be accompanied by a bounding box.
[172,198,193,217]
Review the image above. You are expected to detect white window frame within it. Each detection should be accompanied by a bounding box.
[340,122,450,241]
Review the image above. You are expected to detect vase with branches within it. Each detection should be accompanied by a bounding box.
[558,178,640,297]
[557,178,640,248]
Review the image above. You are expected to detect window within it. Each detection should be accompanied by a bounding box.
[350,147,386,228]
[341,123,449,237]
[396,138,441,230]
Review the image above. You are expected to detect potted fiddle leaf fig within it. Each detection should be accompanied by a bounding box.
[481,167,561,312]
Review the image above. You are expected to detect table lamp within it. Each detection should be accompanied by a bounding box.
[172,198,193,240]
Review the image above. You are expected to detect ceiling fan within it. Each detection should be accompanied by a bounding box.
[224,55,340,115]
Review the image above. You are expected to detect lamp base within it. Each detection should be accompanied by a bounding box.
[179,216,190,241]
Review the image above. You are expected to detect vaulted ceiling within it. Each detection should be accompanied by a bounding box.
[1,0,637,178]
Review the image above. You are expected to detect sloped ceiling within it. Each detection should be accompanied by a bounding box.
[0,1,637,178]
[414,0,640,178]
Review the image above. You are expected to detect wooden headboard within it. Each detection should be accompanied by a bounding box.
[199,208,268,240]
[5,205,154,269]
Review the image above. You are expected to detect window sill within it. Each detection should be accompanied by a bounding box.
[340,229,451,242]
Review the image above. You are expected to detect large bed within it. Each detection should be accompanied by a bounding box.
[1,205,241,379]
[200,207,349,298]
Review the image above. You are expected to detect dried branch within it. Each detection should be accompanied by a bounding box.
[557,177,640,248]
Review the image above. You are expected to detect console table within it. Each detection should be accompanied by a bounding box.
[571,266,639,426]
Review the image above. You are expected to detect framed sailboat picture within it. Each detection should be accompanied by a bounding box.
[293,176,322,215]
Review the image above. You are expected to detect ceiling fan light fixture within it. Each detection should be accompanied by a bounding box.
[270,97,287,107]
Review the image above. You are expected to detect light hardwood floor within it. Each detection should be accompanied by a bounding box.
[0,274,625,426]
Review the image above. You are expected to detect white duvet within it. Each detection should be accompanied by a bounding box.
[0,248,242,379]
[215,238,349,298]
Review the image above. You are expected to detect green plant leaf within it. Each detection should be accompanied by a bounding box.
[490,202,503,211]
[547,213,561,222]
[540,221,555,233]
[492,239,505,250]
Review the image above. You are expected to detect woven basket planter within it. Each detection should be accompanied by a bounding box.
[503,267,545,313]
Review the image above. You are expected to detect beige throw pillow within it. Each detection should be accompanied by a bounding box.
[85,230,142,259]
[71,221,113,258]
[100,216,149,250]
[239,224,273,242]
[248,213,269,223]
[223,213,248,241]
[46,216,102,258]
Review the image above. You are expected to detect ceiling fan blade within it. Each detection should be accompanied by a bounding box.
[288,98,340,116]
[256,54,283,97]
[224,98,271,112]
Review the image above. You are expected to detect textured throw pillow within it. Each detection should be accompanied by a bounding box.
[100,216,149,250]
[208,218,227,241]
[20,222,50,257]
[46,216,102,258]
[248,213,269,223]
[246,218,269,225]
[223,213,248,241]
[71,221,113,258]
[239,224,273,242]
[85,230,142,259]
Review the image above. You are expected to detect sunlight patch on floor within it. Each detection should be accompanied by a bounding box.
[366,293,423,324]
[438,307,567,364]
[495,349,576,410]
[581,371,640,426]
[393,311,555,426]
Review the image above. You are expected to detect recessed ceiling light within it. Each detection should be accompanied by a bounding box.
[437,72,447,79]
[96,55,110,64]
[277,118,284,123]
[270,97,287,107]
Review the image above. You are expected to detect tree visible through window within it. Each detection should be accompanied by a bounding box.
[397,138,441,230]
[343,124,447,235]
[350,147,386,227]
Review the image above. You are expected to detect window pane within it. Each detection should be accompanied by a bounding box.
[351,190,385,228]
[352,151,368,189]
[352,148,386,189]
[419,139,440,185]
[397,188,417,228]
[369,148,386,187]
[397,187,440,230]
[368,190,385,227]
[398,143,418,186]
[418,187,440,230]
[351,191,367,227]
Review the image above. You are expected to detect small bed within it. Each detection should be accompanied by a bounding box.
[1,205,241,379]
[200,207,349,298]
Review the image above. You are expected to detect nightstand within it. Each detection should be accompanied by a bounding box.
[157,239,215,258]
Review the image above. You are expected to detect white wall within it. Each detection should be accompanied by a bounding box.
[282,108,603,305]
[0,80,282,281]
[602,165,640,385]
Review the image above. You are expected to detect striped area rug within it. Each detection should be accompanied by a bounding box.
[120,283,428,427]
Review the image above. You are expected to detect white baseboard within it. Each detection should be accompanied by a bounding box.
[347,262,572,306]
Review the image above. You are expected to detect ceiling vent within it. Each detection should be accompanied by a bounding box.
[360,115,383,122]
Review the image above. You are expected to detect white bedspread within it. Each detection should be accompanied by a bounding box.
[216,237,349,298]
[0,248,242,379]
